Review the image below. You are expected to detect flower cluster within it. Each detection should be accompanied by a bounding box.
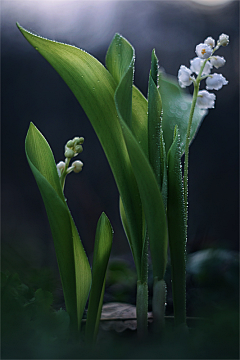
[57,136,84,180]
[178,34,229,109]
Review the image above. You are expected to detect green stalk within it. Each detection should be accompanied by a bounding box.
[136,234,148,338]
[183,59,209,224]
[60,158,70,191]
[183,83,198,223]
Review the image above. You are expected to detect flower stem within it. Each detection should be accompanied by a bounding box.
[60,158,70,191]
[183,58,208,225]
[136,235,148,338]
[136,280,148,338]
[183,84,198,223]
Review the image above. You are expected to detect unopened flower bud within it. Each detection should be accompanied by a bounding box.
[64,148,75,158]
[75,145,83,154]
[195,43,212,59]
[56,161,65,177]
[218,33,229,47]
[73,137,81,145]
[79,137,84,144]
[66,140,74,148]
[72,160,83,173]
[204,36,215,48]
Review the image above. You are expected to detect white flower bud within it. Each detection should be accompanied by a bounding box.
[210,56,226,69]
[206,73,228,90]
[195,43,212,59]
[56,161,65,177]
[196,90,216,109]
[64,148,75,158]
[190,57,212,76]
[204,37,215,48]
[72,160,83,173]
[218,33,229,47]
[178,65,193,88]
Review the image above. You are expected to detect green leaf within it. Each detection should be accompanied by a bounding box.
[34,288,53,311]
[120,120,168,280]
[105,33,134,129]
[147,50,168,209]
[25,123,91,332]
[167,125,187,326]
[148,49,162,187]
[85,213,113,343]
[106,35,168,281]
[17,24,145,280]
[159,73,207,155]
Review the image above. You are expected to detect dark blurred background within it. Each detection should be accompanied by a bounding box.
[1,0,239,279]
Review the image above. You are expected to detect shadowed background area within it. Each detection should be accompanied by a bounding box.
[1,0,239,279]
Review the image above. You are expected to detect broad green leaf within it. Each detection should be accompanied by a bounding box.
[167,126,187,326]
[25,123,91,331]
[106,35,168,280]
[105,33,134,129]
[106,34,149,281]
[120,120,168,280]
[131,86,148,157]
[18,24,145,280]
[85,213,113,343]
[106,34,148,156]
[159,73,207,155]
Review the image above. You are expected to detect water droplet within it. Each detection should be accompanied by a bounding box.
[180,102,188,111]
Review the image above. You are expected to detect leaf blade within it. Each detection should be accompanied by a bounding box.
[85,213,113,343]
[167,126,187,326]
[18,24,144,279]
[159,73,207,155]
[25,123,91,331]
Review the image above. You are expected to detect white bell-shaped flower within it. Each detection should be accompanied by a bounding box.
[72,160,83,173]
[206,73,228,90]
[196,90,216,109]
[56,161,65,177]
[178,65,193,88]
[204,37,215,48]
[190,57,212,76]
[210,56,226,69]
[195,43,212,59]
[218,34,229,47]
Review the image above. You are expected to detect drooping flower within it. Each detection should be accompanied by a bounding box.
[204,36,215,48]
[178,65,193,88]
[190,57,212,76]
[206,73,228,90]
[56,161,65,177]
[196,90,216,109]
[195,43,212,59]
[210,55,226,69]
[218,33,229,47]
[72,160,83,173]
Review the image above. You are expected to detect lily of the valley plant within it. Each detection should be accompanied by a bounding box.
[18,22,229,342]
